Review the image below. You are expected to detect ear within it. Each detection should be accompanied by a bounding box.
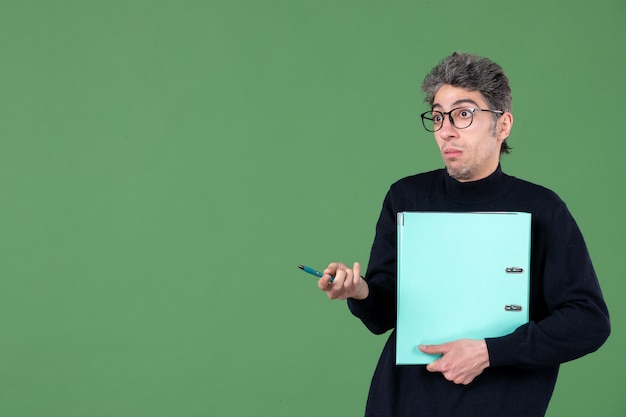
[497,112,513,141]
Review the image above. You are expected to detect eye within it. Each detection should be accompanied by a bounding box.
[432,113,444,123]
[457,108,473,119]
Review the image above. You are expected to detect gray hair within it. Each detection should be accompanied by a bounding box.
[422,52,512,154]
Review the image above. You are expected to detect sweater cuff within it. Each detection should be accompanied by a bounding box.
[485,336,516,368]
[347,286,378,318]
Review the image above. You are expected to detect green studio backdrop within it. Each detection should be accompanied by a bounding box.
[1,0,624,416]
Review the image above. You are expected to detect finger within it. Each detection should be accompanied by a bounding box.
[317,275,332,291]
[339,273,353,300]
[331,267,347,285]
[324,262,347,276]
[336,266,356,299]
[325,269,348,299]
[425,354,445,373]
[418,344,444,354]
[352,262,361,284]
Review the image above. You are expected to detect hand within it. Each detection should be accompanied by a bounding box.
[318,262,369,300]
[419,339,490,385]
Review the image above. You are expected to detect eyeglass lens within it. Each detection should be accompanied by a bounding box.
[422,108,475,132]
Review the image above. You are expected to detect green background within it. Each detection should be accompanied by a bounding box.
[1,0,624,416]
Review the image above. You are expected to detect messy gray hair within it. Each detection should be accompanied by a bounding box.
[422,52,512,154]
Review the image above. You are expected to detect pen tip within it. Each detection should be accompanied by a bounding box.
[297,264,304,270]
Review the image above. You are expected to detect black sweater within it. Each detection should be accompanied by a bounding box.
[347,166,610,417]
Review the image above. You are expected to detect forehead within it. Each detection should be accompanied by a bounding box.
[432,85,488,109]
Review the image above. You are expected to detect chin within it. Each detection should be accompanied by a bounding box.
[446,165,473,181]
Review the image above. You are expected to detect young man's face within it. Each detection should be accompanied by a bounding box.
[431,84,512,182]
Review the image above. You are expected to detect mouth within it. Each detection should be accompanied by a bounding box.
[443,148,463,158]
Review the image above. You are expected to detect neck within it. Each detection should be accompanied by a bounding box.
[443,164,511,204]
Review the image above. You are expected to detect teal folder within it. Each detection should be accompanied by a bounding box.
[396,211,531,365]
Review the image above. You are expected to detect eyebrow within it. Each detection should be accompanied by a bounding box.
[432,98,481,110]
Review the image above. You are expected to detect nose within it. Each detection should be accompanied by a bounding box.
[437,114,458,139]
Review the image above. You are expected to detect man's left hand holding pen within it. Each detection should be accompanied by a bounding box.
[319,262,370,301]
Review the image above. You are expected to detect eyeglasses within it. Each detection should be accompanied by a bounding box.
[420,107,503,132]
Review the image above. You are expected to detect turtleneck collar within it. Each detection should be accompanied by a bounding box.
[442,164,511,205]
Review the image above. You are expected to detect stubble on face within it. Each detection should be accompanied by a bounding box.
[443,128,499,181]
[445,160,473,181]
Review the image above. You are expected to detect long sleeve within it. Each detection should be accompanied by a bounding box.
[347,190,398,334]
[486,202,610,367]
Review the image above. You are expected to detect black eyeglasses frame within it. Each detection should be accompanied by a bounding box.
[420,107,504,132]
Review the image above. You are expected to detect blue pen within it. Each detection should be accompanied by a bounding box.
[297,264,335,283]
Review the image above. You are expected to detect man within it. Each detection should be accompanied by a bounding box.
[318,52,610,416]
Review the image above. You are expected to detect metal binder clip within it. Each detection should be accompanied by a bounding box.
[504,304,523,311]
[505,267,524,273]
